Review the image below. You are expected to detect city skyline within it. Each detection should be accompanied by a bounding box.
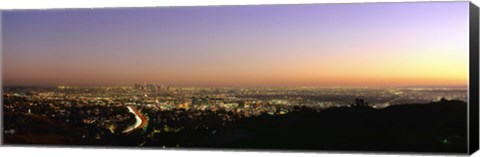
[2,2,470,87]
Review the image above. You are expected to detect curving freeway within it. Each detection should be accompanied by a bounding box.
[122,106,147,134]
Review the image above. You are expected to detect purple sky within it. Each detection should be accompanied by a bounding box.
[2,2,470,87]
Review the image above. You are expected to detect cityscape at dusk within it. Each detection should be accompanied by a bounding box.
[2,2,471,153]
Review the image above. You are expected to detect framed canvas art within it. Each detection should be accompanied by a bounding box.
[1,1,479,155]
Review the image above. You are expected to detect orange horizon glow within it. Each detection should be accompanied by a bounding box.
[2,3,470,87]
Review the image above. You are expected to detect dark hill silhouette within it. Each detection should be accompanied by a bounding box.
[3,112,132,146]
[3,99,468,154]
[3,113,81,145]
[193,100,467,153]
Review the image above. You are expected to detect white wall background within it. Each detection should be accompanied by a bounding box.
[0,0,479,157]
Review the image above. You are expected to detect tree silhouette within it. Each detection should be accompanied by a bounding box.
[352,98,370,108]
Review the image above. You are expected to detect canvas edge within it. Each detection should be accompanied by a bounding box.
[469,1,479,155]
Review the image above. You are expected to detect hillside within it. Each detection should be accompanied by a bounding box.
[193,100,467,153]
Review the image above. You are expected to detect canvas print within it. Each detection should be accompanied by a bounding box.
[1,1,477,154]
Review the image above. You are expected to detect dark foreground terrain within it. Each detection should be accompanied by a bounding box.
[3,99,467,153]
[191,100,467,153]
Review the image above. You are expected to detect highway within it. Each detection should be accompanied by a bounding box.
[122,106,147,134]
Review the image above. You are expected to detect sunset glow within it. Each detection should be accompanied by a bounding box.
[2,2,469,87]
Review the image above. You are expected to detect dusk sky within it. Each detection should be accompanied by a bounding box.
[2,2,470,87]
